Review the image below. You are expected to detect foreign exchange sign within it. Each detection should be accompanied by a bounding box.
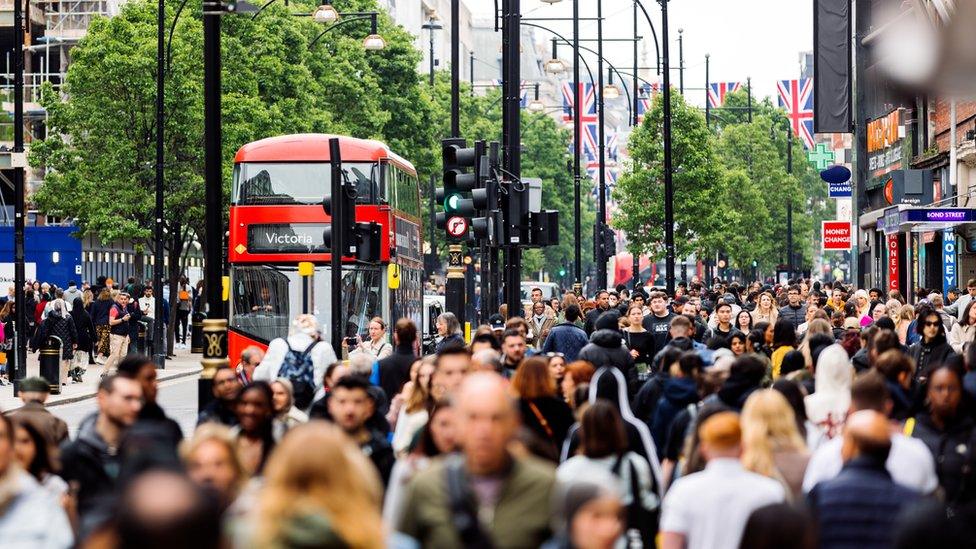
[822,221,851,251]
[944,229,956,296]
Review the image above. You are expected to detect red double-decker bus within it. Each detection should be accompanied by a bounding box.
[227,134,425,361]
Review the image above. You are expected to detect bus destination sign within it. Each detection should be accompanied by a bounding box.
[247,223,329,254]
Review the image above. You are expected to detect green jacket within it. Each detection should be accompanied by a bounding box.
[397,454,556,548]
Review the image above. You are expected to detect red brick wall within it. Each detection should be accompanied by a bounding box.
[932,98,976,151]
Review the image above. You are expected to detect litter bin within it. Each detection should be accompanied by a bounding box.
[191,312,206,354]
[38,336,62,395]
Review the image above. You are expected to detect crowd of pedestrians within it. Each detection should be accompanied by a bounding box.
[0,275,201,387]
[2,276,976,548]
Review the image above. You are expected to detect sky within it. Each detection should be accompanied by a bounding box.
[467,0,814,108]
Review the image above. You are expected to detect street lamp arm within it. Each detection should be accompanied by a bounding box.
[633,0,661,75]
[250,0,279,20]
[308,15,375,47]
[166,0,192,72]
[520,22,596,92]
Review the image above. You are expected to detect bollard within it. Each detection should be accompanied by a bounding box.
[38,336,62,395]
[137,321,148,355]
[191,312,206,353]
[198,318,228,412]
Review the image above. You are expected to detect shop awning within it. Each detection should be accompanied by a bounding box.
[879,205,976,235]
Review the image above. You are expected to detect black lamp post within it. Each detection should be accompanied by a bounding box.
[422,16,441,277]
[660,0,675,293]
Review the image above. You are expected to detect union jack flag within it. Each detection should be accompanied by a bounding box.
[562,81,599,158]
[636,82,659,125]
[777,78,816,149]
[607,132,619,162]
[707,82,742,108]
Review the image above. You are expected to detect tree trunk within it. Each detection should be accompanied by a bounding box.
[133,250,145,280]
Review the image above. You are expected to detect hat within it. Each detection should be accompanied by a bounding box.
[488,314,505,331]
[19,376,51,393]
[631,289,648,301]
[842,316,861,330]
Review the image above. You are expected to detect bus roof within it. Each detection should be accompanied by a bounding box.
[234,134,417,174]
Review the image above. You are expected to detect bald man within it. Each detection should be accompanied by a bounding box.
[808,410,923,549]
[397,372,556,548]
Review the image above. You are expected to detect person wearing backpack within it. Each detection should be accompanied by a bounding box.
[175,279,192,349]
[253,314,337,411]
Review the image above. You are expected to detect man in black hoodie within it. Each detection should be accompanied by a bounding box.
[578,310,637,396]
[642,291,675,359]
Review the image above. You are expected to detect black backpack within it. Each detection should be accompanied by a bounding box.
[278,341,317,410]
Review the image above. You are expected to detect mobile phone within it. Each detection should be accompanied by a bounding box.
[345,336,357,348]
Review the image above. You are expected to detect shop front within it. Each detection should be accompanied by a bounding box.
[879,206,974,295]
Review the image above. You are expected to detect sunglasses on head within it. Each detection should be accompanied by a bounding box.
[546,352,565,358]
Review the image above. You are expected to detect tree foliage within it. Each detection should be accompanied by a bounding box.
[614,86,829,276]
[613,90,729,262]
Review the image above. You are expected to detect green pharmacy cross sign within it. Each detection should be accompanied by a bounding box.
[808,143,835,171]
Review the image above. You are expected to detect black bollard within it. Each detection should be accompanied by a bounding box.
[38,336,62,395]
[190,312,206,354]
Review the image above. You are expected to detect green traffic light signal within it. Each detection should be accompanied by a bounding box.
[444,193,463,212]
[559,268,566,277]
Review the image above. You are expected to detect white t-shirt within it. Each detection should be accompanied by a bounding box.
[138,296,155,319]
[801,432,938,494]
[661,458,785,549]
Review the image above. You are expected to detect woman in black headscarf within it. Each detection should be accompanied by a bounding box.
[69,297,96,382]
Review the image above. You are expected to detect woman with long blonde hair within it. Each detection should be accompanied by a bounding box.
[741,389,809,499]
[253,423,385,548]
[750,291,779,326]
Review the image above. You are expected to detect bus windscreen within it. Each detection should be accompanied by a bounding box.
[233,162,379,205]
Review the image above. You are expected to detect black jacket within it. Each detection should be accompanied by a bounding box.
[434,333,465,353]
[578,329,637,397]
[584,306,611,336]
[60,418,121,528]
[71,307,97,353]
[377,344,416,400]
[196,398,239,427]
[808,456,922,549]
[909,337,957,382]
[31,309,77,359]
[518,396,575,451]
[912,412,976,509]
[138,401,184,449]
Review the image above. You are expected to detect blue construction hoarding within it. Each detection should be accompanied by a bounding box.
[0,226,82,287]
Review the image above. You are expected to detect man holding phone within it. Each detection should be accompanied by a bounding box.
[104,292,131,375]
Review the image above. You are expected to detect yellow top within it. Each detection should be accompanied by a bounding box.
[770,345,795,379]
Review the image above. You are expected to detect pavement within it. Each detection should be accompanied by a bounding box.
[0,347,203,413]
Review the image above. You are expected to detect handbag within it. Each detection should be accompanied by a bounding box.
[612,453,657,549]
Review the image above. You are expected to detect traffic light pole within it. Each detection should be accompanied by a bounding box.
[661,0,676,294]
[595,0,608,291]
[502,0,523,317]
[12,0,25,393]
[445,0,466,328]
[329,138,343,357]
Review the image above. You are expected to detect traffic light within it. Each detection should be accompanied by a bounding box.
[528,210,559,246]
[594,224,616,258]
[437,138,479,241]
[323,176,382,263]
[322,175,357,256]
[472,141,500,244]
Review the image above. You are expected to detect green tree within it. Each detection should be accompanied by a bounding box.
[613,91,729,263]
